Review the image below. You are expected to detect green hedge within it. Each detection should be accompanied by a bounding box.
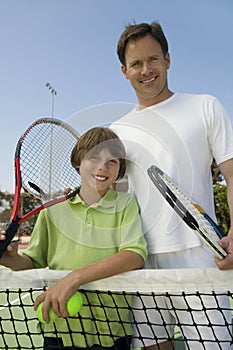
[213,183,230,234]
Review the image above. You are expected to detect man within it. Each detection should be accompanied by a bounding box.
[111,21,233,349]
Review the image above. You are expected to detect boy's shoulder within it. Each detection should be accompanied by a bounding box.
[108,188,133,199]
[109,188,138,207]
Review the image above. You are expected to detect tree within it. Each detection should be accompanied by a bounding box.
[19,192,40,236]
[0,190,39,237]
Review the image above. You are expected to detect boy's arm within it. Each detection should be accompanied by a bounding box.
[34,250,144,323]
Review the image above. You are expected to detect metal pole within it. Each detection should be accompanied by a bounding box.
[45,82,57,195]
[45,82,57,118]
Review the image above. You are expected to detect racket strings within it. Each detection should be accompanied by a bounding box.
[19,120,81,201]
[161,173,220,242]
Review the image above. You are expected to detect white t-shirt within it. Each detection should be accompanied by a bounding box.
[111,93,233,254]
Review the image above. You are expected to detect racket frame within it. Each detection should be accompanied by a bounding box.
[0,118,80,257]
[147,165,227,260]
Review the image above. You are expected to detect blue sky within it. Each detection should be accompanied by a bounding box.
[0,0,233,192]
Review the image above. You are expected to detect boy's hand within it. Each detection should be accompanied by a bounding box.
[0,229,19,261]
[34,271,80,323]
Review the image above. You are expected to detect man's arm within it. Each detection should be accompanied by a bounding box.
[219,158,233,237]
[215,158,233,269]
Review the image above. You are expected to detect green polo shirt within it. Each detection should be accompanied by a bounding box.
[23,189,147,347]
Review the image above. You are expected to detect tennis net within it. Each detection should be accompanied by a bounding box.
[0,267,233,349]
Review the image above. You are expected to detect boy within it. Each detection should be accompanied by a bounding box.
[0,127,147,350]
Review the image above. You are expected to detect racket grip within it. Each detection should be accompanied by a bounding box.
[0,220,19,258]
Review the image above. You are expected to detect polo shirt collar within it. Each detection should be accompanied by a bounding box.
[69,188,117,209]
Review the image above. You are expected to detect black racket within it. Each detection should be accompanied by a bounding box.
[0,118,81,257]
[147,165,227,259]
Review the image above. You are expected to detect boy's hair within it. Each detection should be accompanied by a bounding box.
[117,21,169,66]
[71,127,126,180]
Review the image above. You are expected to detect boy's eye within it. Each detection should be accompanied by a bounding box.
[88,155,99,161]
[87,154,119,166]
[108,158,119,165]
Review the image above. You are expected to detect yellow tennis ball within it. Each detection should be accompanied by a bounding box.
[36,301,59,324]
[66,291,83,316]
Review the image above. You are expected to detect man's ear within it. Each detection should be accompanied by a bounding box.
[121,65,129,80]
[165,52,171,70]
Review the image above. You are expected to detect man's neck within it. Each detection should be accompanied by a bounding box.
[137,90,174,110]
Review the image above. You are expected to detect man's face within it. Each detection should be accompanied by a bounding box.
[122,34,171,107]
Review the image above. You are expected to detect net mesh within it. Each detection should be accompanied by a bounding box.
[0,268,233,350]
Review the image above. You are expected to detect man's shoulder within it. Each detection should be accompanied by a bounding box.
[175,92,217,102]
[111,108,136,126]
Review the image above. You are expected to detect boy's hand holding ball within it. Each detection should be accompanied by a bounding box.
[36,291,83,323]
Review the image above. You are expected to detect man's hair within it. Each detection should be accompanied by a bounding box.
[71,127,126,180]
[117,21,169,66]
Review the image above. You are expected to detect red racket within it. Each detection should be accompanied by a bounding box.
[0,118,81,257]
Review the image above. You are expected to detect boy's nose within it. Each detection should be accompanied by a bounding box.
[97,160,108,170]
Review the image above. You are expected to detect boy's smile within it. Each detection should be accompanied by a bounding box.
[79,148,120,203]
[93,174,109,182]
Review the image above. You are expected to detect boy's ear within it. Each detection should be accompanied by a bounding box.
[72,163,80,174]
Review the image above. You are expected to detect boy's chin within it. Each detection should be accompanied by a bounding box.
[95,186,109,196]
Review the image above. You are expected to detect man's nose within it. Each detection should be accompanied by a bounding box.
[141,62,153,75]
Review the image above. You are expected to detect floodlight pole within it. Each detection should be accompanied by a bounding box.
[45,82,57,195]
[45,82,57,118]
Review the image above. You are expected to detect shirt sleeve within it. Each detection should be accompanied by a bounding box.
[118,194,148,261]
[207,97,233,165]
[22,210,49,268]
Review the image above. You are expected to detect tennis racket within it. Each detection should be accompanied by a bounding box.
[0,118,81,257]
[147,165,227,259]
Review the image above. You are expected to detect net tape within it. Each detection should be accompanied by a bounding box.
[1,268,233,349]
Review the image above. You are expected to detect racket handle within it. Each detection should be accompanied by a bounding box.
[0,220,19,258]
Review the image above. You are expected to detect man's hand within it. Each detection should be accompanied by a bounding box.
[215,237,233,270]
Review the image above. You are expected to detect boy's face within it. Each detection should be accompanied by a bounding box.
[79,147,120,197]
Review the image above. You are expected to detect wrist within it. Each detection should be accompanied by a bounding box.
[227,228,233,239]
[69,270,83,290]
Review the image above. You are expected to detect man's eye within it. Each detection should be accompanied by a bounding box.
[150,56,159,63]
